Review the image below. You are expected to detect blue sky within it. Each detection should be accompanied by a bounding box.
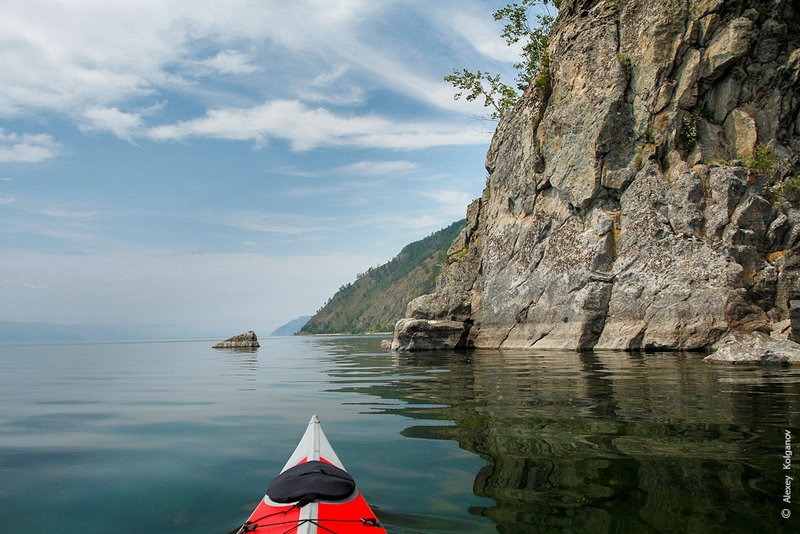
[0,0,521,338]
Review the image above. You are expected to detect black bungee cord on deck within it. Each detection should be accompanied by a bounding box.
[236,502,382,534]
[235,505,295,533]
[238,517,382,533]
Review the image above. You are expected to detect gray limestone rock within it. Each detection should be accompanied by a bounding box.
[391,319,469,351]
[724,108,758,160]
[791,300,800,342]
[704,331,800,364]
[213,330,260,349]
[771,318,792,340]
[700,17,755,82]
[392,0,800,353]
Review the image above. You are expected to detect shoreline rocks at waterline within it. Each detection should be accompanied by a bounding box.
[704,332,800,365]
[213,330,260,349]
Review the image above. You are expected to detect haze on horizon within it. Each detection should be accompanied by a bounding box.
[0,0,522,339]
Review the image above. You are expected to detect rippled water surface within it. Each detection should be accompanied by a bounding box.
[1,336,799,533]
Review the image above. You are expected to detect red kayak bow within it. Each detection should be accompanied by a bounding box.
[236,415,386,534]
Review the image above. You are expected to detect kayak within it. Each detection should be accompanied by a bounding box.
[235,415,387,534]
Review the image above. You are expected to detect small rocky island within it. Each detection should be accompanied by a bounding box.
[392,0,800,364]
[213,330,260,349]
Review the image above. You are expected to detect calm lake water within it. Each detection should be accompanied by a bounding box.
[1,336,798,533]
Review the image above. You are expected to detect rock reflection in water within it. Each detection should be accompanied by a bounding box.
[360,350,799,533]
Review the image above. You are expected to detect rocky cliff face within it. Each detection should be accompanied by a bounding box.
[393,0,800,351]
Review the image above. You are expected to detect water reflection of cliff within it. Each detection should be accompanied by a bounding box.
[349,350,800,533]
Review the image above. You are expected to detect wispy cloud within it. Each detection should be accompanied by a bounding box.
[11,220,96,243]
[310,65,350,87]
[36,207,100,220]
[338,160,418,175]
[210,210,337,235]
[273,166,317,178]
[345,188,472,234]
[146,99,490,150]
[0,1,497,142]
[442,11,523,64]
[0,128,61,163]
[0,1,377,116]
[420,189,473,219]
[296,64,365,105]
[184,50,260,75]
[276,160,418,201]
[2,201,110,249]
[361,212,463,233]
[276,160,417,179]
[0,195,15,204]
[80,107,144,142]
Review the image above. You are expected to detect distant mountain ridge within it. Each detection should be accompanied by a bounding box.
[301,220,466,334]
[271,316,312,336]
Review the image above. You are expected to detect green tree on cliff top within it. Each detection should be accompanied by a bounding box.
[445,0,560,120]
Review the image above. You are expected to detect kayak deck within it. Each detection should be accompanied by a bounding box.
[237,416,386,534]
[241,496,382,533]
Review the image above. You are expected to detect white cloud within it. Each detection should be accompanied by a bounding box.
[282,183,353,199]
[310,64,351,87]
[364,212,462,233]
[0,3,167,116]
[446,12,523,63]
[275,160,416,179]
[317,32,472,114]
[10,220,96,243]
[0,1,500,130]
[146,99,490,150]
[343,188,473,235]
[0,1,383,116]
[0,195,15,204]
[210,210,336,235]
[184,50,260,75]
[36,207,99,220]
[2,201,104,246]
[80,107,144,141]
[420,189,473,219]
[299,84,366,106]
[297,65,366,105]
[338,160,417,175]
[273,166,317,178]
[0,128,61,163]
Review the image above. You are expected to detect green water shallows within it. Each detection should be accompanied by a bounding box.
[0,336,798,533]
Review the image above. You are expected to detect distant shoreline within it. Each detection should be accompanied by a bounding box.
[295,332,392,337]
